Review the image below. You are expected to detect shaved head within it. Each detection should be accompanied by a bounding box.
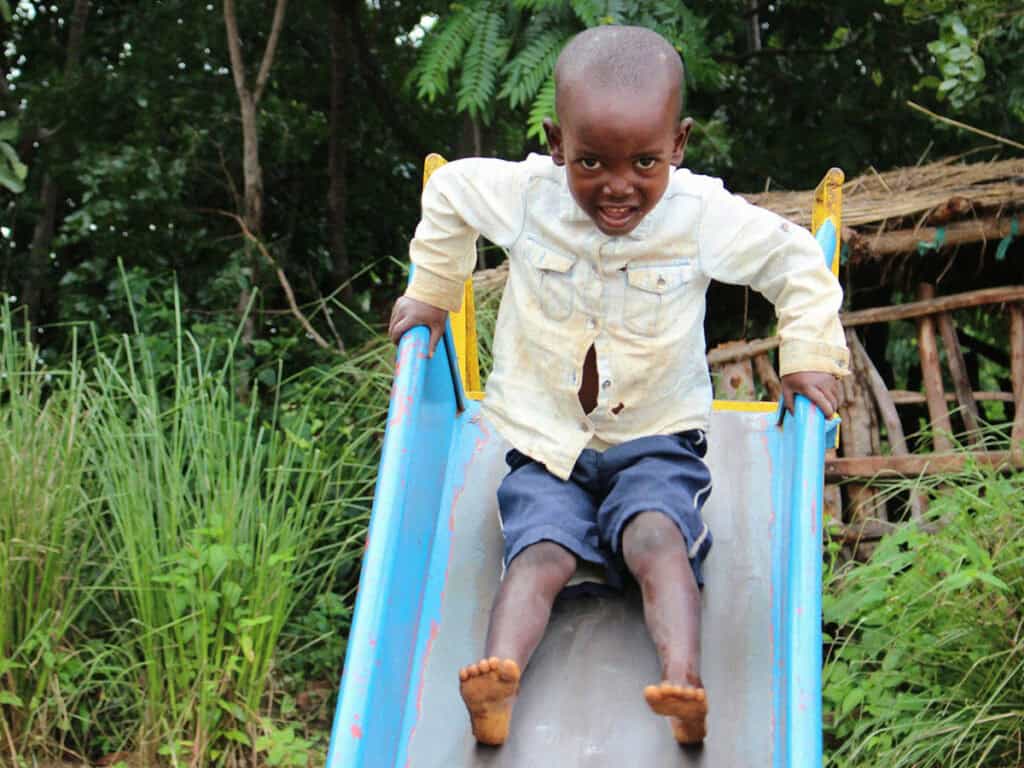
[554,26,685,121]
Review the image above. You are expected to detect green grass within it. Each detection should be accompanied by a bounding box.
[0,288,388,765]
[0,302,93,759]
[824,460,1024,767]
[80,290,374,765]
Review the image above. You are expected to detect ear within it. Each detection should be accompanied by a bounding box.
[671,117,693,167]
[544,118,565,165]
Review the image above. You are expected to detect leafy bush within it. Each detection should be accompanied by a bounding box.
[81,291,370,765]
[824,465,1024,767]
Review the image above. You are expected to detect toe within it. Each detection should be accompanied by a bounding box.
[497,659,519,681]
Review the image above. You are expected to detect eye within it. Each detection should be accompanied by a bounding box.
[635,157,657,171]
[579,157,601,171]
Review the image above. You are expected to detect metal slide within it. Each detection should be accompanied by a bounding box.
[326,169,845,768]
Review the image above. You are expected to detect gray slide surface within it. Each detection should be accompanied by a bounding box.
[407,409,778,767]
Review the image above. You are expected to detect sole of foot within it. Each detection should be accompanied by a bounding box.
[459,657,521,746]
[644,682,708,745]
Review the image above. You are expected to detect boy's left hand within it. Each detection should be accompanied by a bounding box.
[780,371,841,417]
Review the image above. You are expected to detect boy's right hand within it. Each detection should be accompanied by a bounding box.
[388,296,448,357]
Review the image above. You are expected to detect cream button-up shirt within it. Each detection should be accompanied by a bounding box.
[406,154,850,481]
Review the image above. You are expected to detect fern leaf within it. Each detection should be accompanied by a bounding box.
[456,7,508,120]
[410,6,476,103]
[498,29,568,108]
[526,75,557,143]
[569,0,602,27]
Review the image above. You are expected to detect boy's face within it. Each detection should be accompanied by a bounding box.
[545,84,691,237]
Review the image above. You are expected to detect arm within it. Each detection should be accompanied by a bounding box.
[697,180,849,415]
[403,157,527,313]
[391,158,527,356]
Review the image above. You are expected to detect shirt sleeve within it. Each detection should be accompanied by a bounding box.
[696,179,851,377]
[405,158,527,312]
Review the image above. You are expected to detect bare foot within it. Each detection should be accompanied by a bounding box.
[459,657,521,745]
[644,682,708,744]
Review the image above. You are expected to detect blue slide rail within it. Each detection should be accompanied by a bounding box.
[326,220,840,767]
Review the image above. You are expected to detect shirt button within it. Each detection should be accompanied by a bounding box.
[580,422,589,432]
[586,318,597,330]
[601,380,611,389]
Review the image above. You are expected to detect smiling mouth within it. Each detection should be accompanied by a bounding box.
[598,205,638,227]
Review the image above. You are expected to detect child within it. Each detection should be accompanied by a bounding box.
[389,25,848,747]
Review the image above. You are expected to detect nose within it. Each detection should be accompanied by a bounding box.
[603,174,634,198]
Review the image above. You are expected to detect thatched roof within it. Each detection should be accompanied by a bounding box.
[743,155,1024,234]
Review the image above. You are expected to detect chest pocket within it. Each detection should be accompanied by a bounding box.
[622,259,694,336]
[522,238,577,322]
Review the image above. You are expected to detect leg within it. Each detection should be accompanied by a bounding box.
[621,511,707,744]
[460,541,577,745]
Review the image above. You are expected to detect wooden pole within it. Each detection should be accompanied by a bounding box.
[839,330,884,527]
[889,390,1013,404]
[705,286,1024,365]
[752,353,782,401]
[937,312,982,444]
[1011,304,1024,463]
[713,357,756,400]
[848,334,926,519]
[859,214,1020,257]
[916,284,954,451]
[825,450,1017,481]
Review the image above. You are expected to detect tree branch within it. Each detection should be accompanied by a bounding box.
[210,209,342,353]
[254,0,288,105]
[222,0,249,101]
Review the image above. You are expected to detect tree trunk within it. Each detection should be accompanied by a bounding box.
[223,0,288,397]
[19,0,90,323]
[327,0,354,304]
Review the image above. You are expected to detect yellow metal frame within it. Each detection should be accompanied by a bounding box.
[419,156,843,414]
[812,167,845,277]
[422,154,484,400]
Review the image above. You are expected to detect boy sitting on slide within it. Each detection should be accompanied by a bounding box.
[389,24,848,747]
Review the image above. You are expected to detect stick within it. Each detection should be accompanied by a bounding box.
[705,286,1024,364]
[825,450,1018,481]
[211,210,340,353]
[907,100,1024,152]
[889,389,1014,404]
[916,284,953,451]
[1011,304,1024,462]
[848,333,927,518]
[937,311,982,444]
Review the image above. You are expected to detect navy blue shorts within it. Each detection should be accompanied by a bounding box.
[496,431,713,588]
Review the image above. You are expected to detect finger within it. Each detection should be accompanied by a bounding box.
[783,387,796,415]
[809,388,835,417]
[428,324,445,358]
[388,316,406,345]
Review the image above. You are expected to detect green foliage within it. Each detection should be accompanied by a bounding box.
[81,285,365,764]
[0,299,92,754]
[824,465,1024,767]
[887,0,1024,119]
[0,120,27,194]
[412,0,725,142]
